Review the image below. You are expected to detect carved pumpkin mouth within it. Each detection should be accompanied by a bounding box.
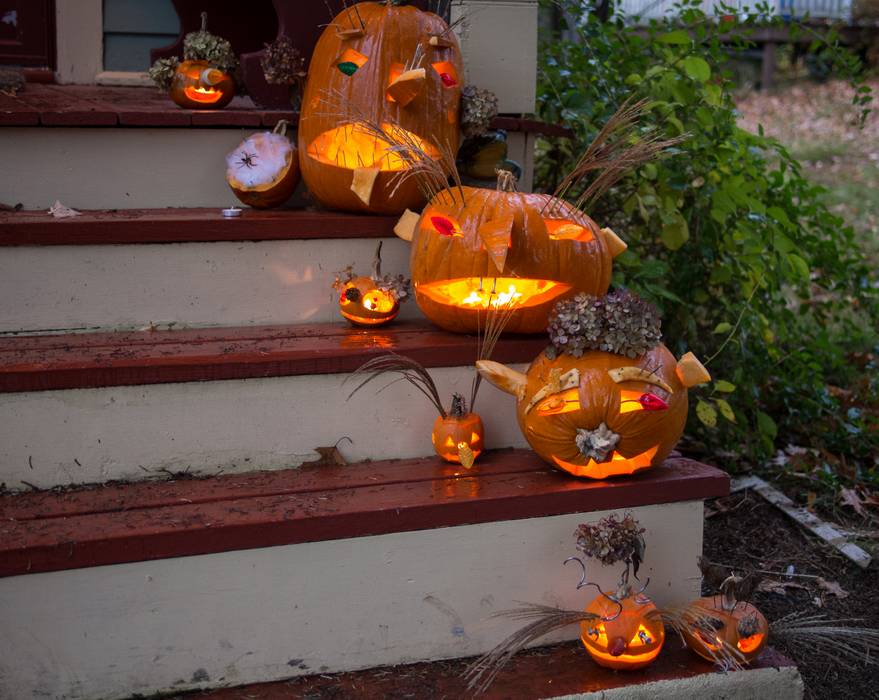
[417,277,571,310]
[183,86,224,104]
[552,444,659,479]
[306,122,439,171]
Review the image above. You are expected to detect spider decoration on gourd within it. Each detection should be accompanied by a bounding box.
[226,120,301,209]
[477,290,712,479]
[333,242,410,327]
[390,98,684,334]
[298,1,464,214]
[148,13,238,110]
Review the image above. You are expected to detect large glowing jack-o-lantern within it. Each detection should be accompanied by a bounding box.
[682,576,769,665]
[478,346,710,479]
[395,173,627,334]
[169,60,235,110]
[298,2,463,214]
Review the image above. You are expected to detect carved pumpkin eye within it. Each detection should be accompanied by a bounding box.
[337,48,368,76]
[535,388,581,416]
[544,219,594,242]
[387,63,405,101]
[431,61,458,87]
[430,215,463,237]
[619,389,668,414]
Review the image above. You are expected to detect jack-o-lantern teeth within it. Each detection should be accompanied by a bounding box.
[336,48,368,76]
[431,62,458,87]
[608,366,674,394]
[619,389,669,414]
[544,219,594,242]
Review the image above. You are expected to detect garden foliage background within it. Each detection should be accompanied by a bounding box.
[534,0,878,485]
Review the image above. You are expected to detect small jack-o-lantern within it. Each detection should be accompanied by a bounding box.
[395,170,624,334]
[580,588,665,671]
[299,2,464,213]
[170,60,235,109]
[477,291,711,478]
[334,242,409,327]
[432,395,484,466]
[226,120,301,208]
[682,575,769,665]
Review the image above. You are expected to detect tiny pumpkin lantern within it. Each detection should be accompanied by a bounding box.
[477,290,712,479]
[226,120,301,208]
[333,242,410,327]
[298,2,464,213]
[682,574,769,665]
[432,394,484,466]
[149,13,238,110]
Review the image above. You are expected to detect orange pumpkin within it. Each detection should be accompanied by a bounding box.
[298,2,463,214]
[682,577,769,665]
[399,172,625,334]
[477,292,711,478]
[169,60,235,109]
[226,121,300,209]
[334,242,408,327]
[580,591,665,670]
[432,404,484,467]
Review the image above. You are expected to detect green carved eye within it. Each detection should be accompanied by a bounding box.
[337,49,367,76]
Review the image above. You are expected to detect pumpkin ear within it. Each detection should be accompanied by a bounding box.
[478,210,514,273]
[476,360,526,399]
[600,227,628,258]
[676,352,711,387]
[394,209,420,242]
[351,167,380,206]
[386,68,426,107]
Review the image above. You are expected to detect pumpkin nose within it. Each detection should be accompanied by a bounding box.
[574,422,620,463]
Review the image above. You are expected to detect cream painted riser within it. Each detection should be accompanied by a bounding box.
[0,237,415,334]
[0,501,703,700]
[0,366,527,490]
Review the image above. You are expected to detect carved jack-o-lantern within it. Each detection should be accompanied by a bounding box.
[581,591,665,671]
[432,407,484,466]
[394,171,626,334]
[299,2,463,213]
[169,60,235,109]
[682,576,769,665]
[477,291,711,478]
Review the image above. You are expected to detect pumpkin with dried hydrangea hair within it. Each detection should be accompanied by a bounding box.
[477,290,711,478]
[333,242,410,327]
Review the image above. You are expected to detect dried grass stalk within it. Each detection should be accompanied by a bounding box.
[465,603,600,695]
[771,612,879,670]
[345,353,447,418]
[469,295,519,410]
[649,603,745,671]
[543,97,687,216]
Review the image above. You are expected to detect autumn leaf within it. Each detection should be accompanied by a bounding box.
[816,577,849,599]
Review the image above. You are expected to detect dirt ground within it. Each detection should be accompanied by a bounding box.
[703,490,879,700]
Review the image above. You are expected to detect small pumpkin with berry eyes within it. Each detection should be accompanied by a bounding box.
[334,242,410,327]
[477,290,711,479]
[299,1,464,214]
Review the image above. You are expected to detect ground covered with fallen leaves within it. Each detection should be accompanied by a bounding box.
[704,490,879,699]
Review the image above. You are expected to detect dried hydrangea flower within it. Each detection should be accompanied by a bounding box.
[183,12,238,74]
[377,274,411,303]
[261,36,306,86]
[461,85,499,139]
[148,57,179,91]
[546,290,661,359]
[574,514,646,568]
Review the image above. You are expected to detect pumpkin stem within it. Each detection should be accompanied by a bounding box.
[200,11,208,33]
[272,119,289,137]
[371,241,383,280]
[495,168,518,192]
[449,393,468,417]
[719,574,741,612]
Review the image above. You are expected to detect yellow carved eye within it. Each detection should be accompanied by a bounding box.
[535,388,581,416]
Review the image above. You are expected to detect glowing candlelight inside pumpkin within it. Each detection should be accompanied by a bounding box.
[183,85,223,103]
[307,123,439,171]
[419,277,570,311]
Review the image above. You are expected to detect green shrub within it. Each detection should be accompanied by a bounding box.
[536,0,878,478]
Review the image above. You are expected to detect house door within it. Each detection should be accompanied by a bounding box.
[0,1,55,71]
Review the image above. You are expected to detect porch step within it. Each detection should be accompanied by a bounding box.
[0,455,729,700]
[168,642,802,700]
[0,322,541,489]
[0,209,416,333]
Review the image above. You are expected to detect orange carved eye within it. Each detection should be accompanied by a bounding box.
[535,388,581,415]
[619,389,668,414]
[431,61,458,87]
[544,219,594,242]
[386,63,405,101]
[337,48,368,76]
[430,215,463,237]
